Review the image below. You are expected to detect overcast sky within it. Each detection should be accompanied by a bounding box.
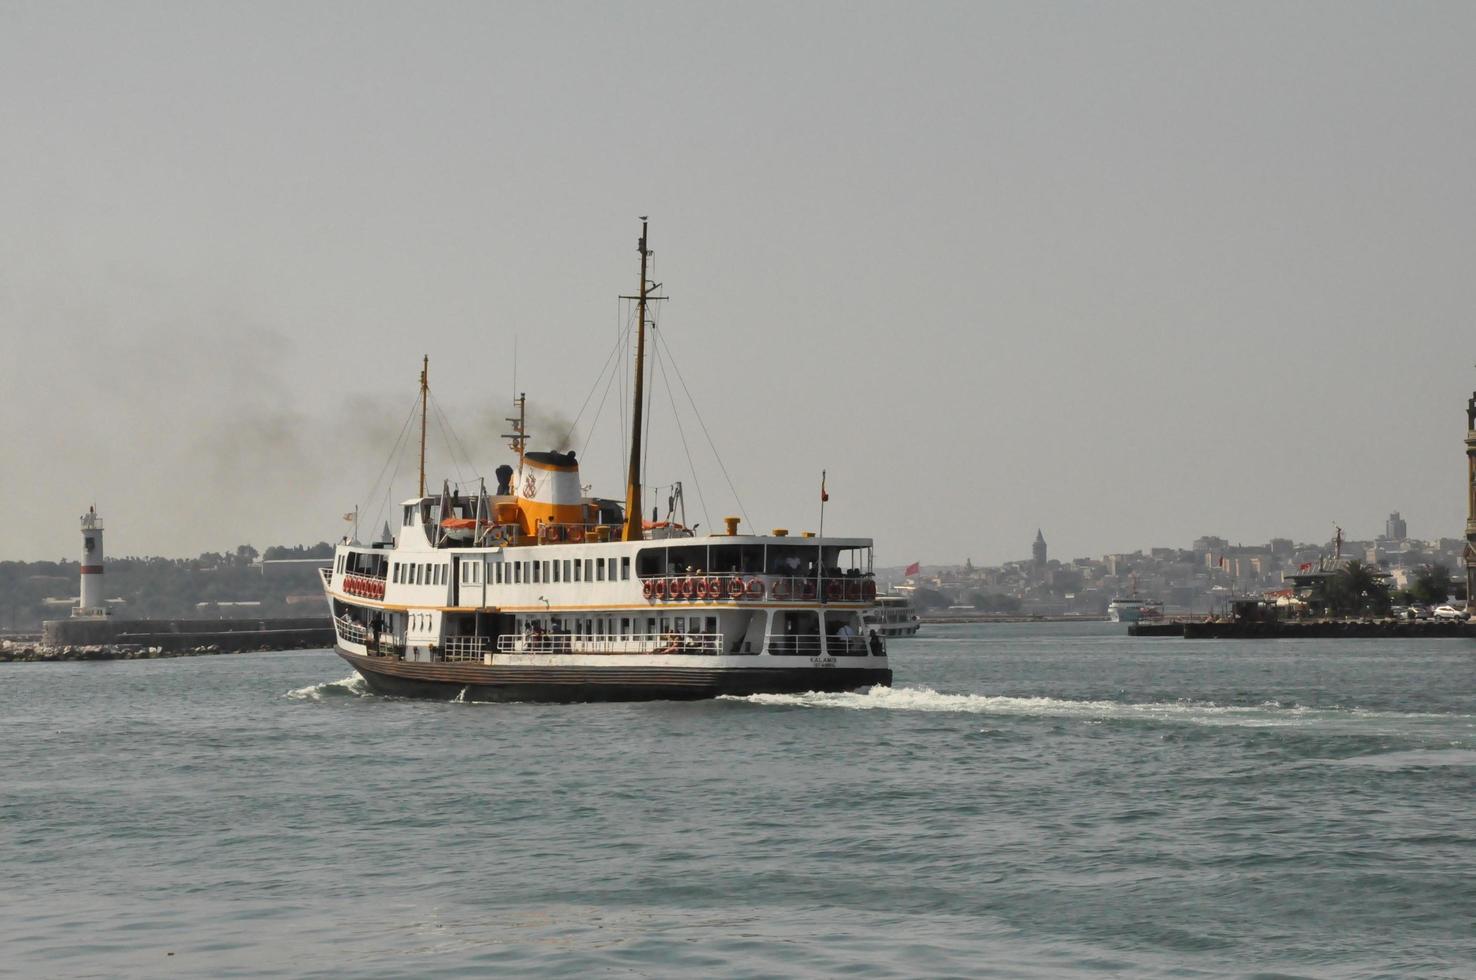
[2,2,1473,566]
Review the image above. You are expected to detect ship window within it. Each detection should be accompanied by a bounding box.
[705,616,717,634]
[621,557,630,581]
[552,561,560,583]
[513,563,521,584]
[533,562,541,583]
[636,548,666,577]
[563,559,571,582]
[403,505,413,527]
[674,616,685,633]
[574,560,582,583]
[596,559,606,582]
[542,561,550,582]
[620,617,630,636]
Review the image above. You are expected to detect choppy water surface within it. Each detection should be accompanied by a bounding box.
[4,623,1473,978]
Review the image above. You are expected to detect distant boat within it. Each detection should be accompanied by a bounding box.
[864,593,921,637]
[1107,596,1164,624]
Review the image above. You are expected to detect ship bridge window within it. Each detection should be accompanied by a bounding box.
[403,505,414,527]
[709,544,764,574]
[667,546,706,575]
[621,556,630,581]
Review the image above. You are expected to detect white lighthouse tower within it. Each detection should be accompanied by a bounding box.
[74,505,109,618]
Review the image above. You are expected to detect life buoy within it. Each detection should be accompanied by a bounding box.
[801,581,817,601]
[695,578,710,600]
[826,580,844,601]
[863,580,877,601]
[846,580,862,601]
[727,576,745,599]
[769,578,788,600]
[747,578,765,599]
[643,579,655,600]
[706,577,722,599]
[654,578,668,599]
[543,524,564,544]
[567,526,584,543]
[681,577,696,600]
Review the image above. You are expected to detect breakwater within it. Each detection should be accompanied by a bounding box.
[1130,619,1475,639]
[3,616,336,662]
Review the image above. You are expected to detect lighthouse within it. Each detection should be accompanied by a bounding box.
[75,505,108,618]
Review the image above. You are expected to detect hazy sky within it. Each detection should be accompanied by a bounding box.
[3,2,1474,566]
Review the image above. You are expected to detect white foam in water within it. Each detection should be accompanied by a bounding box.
[285,674,371,701]
[1324,748,1476,769]
[724,685,1473,736]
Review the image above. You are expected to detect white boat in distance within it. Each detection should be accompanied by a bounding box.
[863,593,920,637]
[322,221,891,702]
[1107,596,1165,624]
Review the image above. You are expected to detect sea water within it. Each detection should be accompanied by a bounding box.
[3,622,1472,978]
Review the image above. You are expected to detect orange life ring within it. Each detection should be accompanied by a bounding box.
[695,578,710,600]
[747,578,765,599]
[654,578,668,599]
[643,579,655,600]
[682,577,696,600]
[707,576,722,599]
[727,576,744,599]
[769,578,788,600]
[567,526,584,543]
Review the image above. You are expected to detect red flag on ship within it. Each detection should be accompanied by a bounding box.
[905,561,921,576]
[820,471,829,503]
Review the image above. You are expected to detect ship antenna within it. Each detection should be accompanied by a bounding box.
[418,355,429,498]
[623,218,652,541]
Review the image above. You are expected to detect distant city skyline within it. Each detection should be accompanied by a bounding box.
[3,4,1473,564]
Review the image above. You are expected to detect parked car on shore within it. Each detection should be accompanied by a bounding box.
[1432,604,1467,622]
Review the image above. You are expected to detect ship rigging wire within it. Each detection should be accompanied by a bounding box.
[651,329,710,531]
[651,326,751,530]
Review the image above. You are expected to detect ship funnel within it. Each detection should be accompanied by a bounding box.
[516,450,585,534]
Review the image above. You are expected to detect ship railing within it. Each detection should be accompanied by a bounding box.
[442,636,491,662]
[827,635,872,656]
[335,618,368,644]
[762,633,875,656]
[639,573,877,604]
[496,632,723,655]
[764,633,825,656]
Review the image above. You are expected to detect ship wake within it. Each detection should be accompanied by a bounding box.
[286,674,372,701]
[723,685,1472,738]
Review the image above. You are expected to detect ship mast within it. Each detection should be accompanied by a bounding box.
[418,355,429,498]
[623,219,652,541]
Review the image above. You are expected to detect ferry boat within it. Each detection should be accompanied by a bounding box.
[321,221,891,702]
[1106,596,1165,624]
[863,593,920,637]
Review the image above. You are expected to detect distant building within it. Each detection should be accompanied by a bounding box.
[1385,512,1407,541]
[1033,529,1047,569]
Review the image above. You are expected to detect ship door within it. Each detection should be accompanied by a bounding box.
[450,556,460,608]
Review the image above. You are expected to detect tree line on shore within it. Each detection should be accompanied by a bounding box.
[0,543,335,630]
